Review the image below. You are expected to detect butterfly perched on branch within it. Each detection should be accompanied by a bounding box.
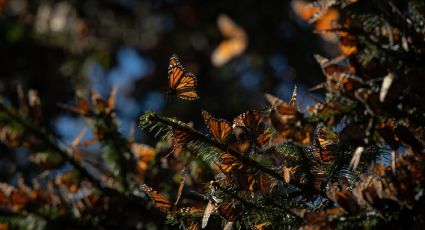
[141,184,203,214]
[233,110,272,151]
[202,110,233,144]
[313,55,363,95]
[216,152,244,174]
[265,87,300,129]
[167,54,199,101]
[314,125,339,163]
[141,184,175,213]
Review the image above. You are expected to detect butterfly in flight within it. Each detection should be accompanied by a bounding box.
[211,14,247,67]
[167,54,199,100]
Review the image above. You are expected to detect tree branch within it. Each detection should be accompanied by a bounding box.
[141,112,287,183]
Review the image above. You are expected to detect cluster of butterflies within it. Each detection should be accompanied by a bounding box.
[292,0,359,58]
[166,52,338,158]
[167,51,342,174]
[0,176,100,215]
[141,183,241,230]
[145,57,344,227]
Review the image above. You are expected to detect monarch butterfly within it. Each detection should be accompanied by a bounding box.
[216,152,244,174]
[131,143,155,172]
[326,72,363,93]
[202,110,233,143]
[233,110,271,147]
[257,173,277,195]
[313,55,363,95]
[314,126,339,163]
[337,29,358,56]
[141,184,203,214]
[167,54,199,100]
[141,184,174,213]
[314,54,355,76]
[216,152,263,192]
[168,121,195,158]
[265,89,299,131]
[211,15,247,67]
[291,0,339,43]
[233,110,264,133]
[235,171,257,191]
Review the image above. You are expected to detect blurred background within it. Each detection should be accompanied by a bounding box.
[0,0,340,182]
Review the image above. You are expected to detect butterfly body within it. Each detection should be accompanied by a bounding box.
[167,54,199,100]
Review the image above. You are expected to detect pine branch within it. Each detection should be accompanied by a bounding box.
[212,181,262,212]
[140,112,287,184]
[263,199,301,220]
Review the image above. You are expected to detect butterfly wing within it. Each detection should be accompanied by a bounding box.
[202,110,232,143]
[233,110,264,133]
[217,152,243,174]
[265,94,298,128]
[211,15,247,67]
[141,184,174,213]
[174,73,199,100]
[168,55,184,89]
[315,126,339,162]
[168,55,199,100]
[233,110,270,147]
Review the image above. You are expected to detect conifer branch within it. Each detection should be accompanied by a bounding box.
[212,181,262,212]
[263,198,301,220]
[140,112,287,183]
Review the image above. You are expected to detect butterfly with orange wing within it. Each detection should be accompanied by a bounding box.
[233,110,272,151]
[141,184,174,213]
[313,54,364,95]
[141,184,203,214]
[291,0,340,43]
[167,54,199,100]
[202,110,233,144]
[211,15,247,67]
[314,125,339,163]
[202,111,246,175]
[265,86,299,132]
